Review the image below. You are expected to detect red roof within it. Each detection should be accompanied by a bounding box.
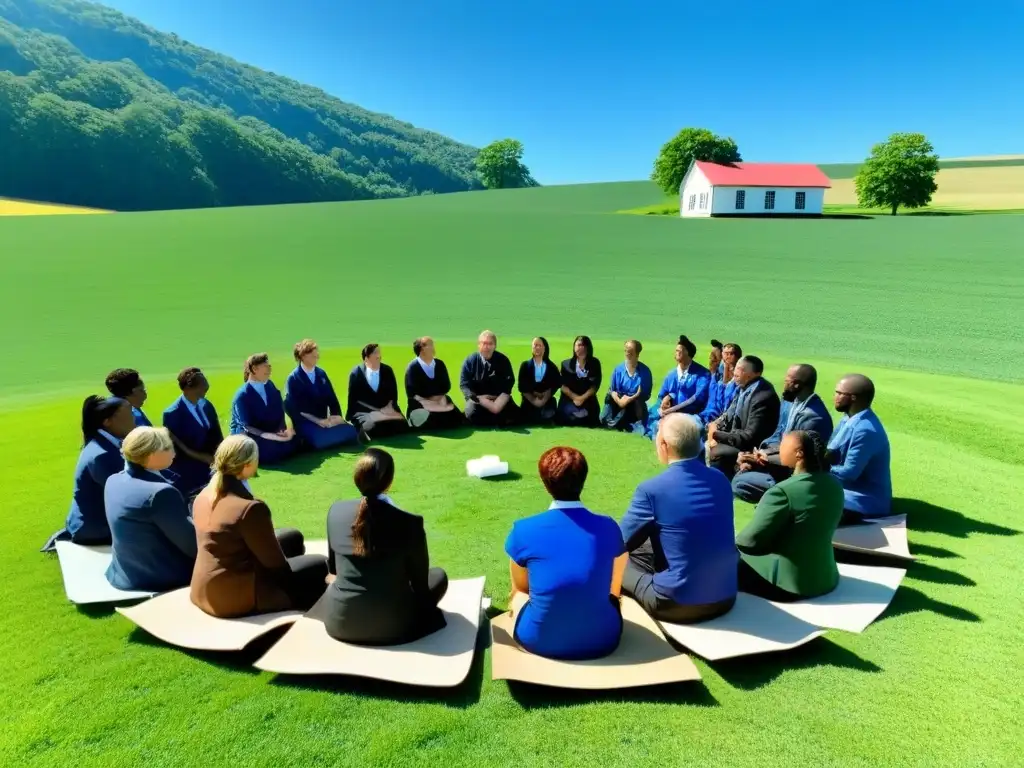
[694,161,832,188]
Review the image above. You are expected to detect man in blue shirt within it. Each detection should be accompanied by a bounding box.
[827,374,893,521]
[620,413,738,623]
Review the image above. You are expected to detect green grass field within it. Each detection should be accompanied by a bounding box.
[1,182,1023,767]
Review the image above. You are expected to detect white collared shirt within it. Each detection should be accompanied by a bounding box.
[301,364,317,384]
[98,429,121,447]
[548,499,585,509]
[416,357,436,378]
[365,366,380,392]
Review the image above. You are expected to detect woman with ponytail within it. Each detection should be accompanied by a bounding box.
[322,448,449,645]
[735,429,845,601]
[42,395,137,551]
[228,353,298,465]
[190,434,329,617]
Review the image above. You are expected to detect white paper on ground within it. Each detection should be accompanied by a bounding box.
[54,541,156,605]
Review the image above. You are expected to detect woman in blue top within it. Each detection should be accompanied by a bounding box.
[644,335,712,439]
[230,353,298,465]
[517,336,560,425]
[600,339,653,432]
[284,339,359,450]
[504,446,627,660]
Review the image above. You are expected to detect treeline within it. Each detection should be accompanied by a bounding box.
[0,0,485,211]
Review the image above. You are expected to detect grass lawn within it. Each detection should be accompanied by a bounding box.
[1,183,1023,766]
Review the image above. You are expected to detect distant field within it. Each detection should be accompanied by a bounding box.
[824,166,1024,209]
[0,198,112,216]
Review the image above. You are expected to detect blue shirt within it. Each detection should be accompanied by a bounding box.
[365,367,380,392]
[828,409,892,516]
[609,361,654,401]
[249,379,268,404]
[505,502,625,660]
[653,361,711,415]
[132,407,152,427]
[184,397,208,428]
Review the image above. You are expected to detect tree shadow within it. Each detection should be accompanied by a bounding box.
[834,549,975,587]
[876,584,981,625]
[708,637,882,691]
[896,498,1020,540]
[264,622,487,708]
[506,677,718,709]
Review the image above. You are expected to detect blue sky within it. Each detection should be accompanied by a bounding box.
[100,0,1024,185]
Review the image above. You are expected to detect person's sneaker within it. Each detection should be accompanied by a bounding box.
[409,409,429,428]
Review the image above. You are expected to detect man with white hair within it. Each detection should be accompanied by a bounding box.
[458,329,520,427]
[618,413,738,623]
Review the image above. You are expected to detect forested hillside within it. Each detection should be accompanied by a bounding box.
[0,0,484,211]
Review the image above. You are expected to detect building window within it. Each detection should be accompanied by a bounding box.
[735,190,745,210]
[795,191,806,210]
[699,192,707,209]
[764,190,775,210]
[688,194,696,211]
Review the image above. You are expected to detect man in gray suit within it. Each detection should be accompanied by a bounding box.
[731,364,835,502]
[706,356,781,480]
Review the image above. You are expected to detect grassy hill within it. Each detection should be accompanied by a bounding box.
[1,181,1022,766]
[0,0,484,211]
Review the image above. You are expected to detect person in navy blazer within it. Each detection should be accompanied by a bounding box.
[731,364,835,503]
[284,339,359,450]
[41,395,138,552]
[162,367,224,498]
[105,426,198,591]
[229,353,298,465]
[105,368,152,427]
[619,413,738,624]
[826,374,893,521]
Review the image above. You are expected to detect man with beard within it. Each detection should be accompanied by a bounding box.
[706,355,780,480]
[459,329,520,427]
[825,374,893,522]
[731,364,834,503]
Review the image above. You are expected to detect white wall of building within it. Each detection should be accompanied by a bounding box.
[710,186,825,215]
[679,166,713,218]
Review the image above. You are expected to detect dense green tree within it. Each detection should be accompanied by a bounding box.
[0,0,499,210]
[475,138,537,189]
[854,132,940,215]
[651,127,741,196]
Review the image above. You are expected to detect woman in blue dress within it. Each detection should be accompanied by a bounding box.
[556,335,603,427]
[230,353,298,465]
[517,336,560,425]
[644,335,712,439]
[284,339,359,451]
[600,339,653,432]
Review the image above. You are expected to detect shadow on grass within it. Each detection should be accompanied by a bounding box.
[834,549,975,587]
[122,624,289,676]
[507,677,718,708]
[709,637,881,691]
[75,598,149,618]
[481,470,524,483]
[897,498,1021,540]
[908,542,961,559]
[264,623,487,708]
[877,584,981,625]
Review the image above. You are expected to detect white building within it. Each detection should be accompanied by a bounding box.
[679,160,832,218]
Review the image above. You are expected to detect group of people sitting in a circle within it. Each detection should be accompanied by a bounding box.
[43,330,894,659]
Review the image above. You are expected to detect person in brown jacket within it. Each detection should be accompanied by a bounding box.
[190,434,328,617]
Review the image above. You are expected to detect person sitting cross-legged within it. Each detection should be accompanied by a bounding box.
[404,336,466,431]
[736,430,844,601]
[517,336,561,426]
[284,339,358,451]
[644,335,711,439]
[162,366,224,499]
[556,335,603,428]
[600,339,653,433]
[732,364,834,503]
[230,353,298,465]
[506,447,627,660]
[346,343,410,442]
[460,329,520,427]
[706,355,780,480]
[620,414,737,624]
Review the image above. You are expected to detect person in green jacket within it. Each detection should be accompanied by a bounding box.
[735,429,844,602]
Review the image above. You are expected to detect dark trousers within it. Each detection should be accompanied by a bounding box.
[599,394,647,431]
[736,558,801,603]
[276,527,330,612]
[621,540,735,624]
[465,398,520,427]
[709,444,741,480]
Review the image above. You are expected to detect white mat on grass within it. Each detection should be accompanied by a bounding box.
[253,576,486,687]
[770,562,906,633]
[833,514,914,560]
[54,541,156,605]
[115,588,303,651]
[490,596,702,689]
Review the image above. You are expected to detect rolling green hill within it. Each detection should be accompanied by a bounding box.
[0,0,484,211]
[818,156,1024,180]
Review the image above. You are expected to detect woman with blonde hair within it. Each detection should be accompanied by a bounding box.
[104,426,198,592]
[190,434,329,617]
[284,338,359,450]
[229,353,297,465]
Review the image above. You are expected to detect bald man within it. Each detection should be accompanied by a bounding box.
[826,374,893,521]
[459,330,520,427]
[731,364,834,503]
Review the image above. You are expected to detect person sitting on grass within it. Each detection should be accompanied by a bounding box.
[620,414,737,624]
[736,430,844,602]
[694,339,740,432]
[644,335,711,439]
[505,446,627,660]
[105,426,197,592]
[322,448,450,646]
[556,335,603,427]
[229,353,298,465]
[191,434,329,617]
[517,336,561,426]
[162,367,223,499]
[404,336,465,431]
[345,343,410,442]
[600,339,653,433]
[732,364,834,503]
[826,374,893,523]
[105,367,151,427]
[284,338,358,450]
[460,329,520,427]
[706,355,780,480]
[42,395,138,552]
